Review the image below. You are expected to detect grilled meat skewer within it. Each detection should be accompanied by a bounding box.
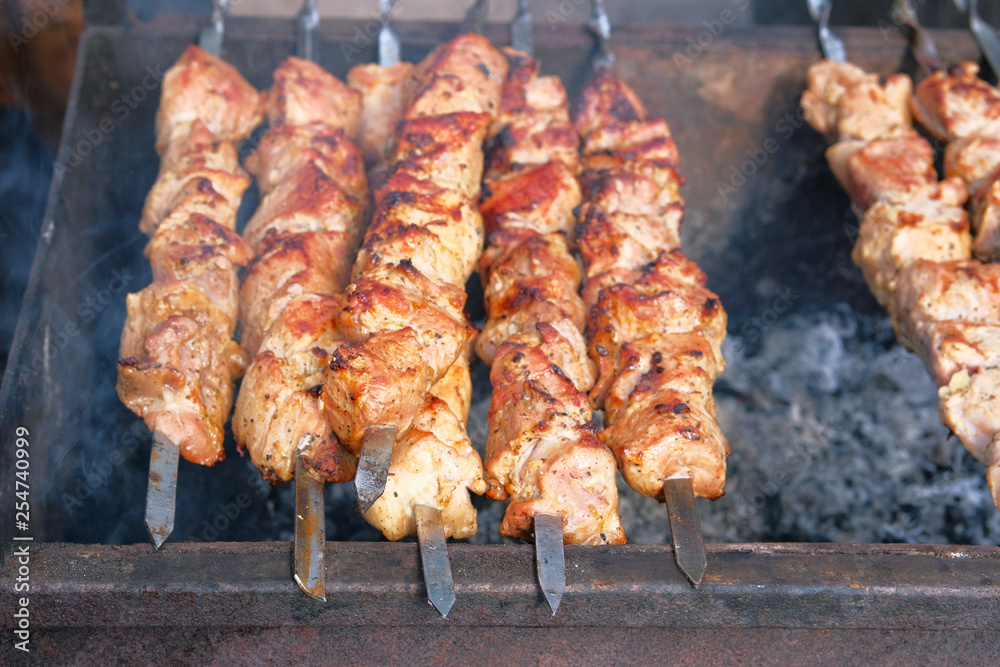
[911,62,1000,260]
[117,45,262,468]
[333,41,493,541]
[802,60,1000,508]
[575,69,730,504]
[321,35,507,459]
[478,49,625,546]
[233,56,367,485]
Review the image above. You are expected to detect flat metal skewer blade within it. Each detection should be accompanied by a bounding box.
[355,425,396,513]
[460,0,489,36]
[534,513,565,614]
[378,0,400,67]
[806,0,846,62]
[588,0,615,70]
[664,476,707,588]
[198,0,228,57]
[511,0,534,57]
[145,432,179,550]
[415,504,456,618]
[296,0,320,63]
[294,447,326,601]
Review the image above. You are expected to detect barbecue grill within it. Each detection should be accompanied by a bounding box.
[1,4,999,662]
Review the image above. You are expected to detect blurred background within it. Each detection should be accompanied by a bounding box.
[3,0,1000,376]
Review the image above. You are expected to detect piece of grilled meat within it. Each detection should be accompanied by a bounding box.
[117,45,262,466]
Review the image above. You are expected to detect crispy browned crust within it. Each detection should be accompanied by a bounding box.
[118,49,261,466]
[576,70,730,502]
[232,56,368,483]
[322,35,507,450]
[475,49,625,545]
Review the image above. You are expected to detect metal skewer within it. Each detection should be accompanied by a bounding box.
[534,513,565,613]
[145,0,230,551]
[504,2,568,614]
[294,437,326,601]
[588,0,615,70]
[586,0,708,589]
[354,424,396,513]
[415,503,456,617]
[807,0,846,62]
[289,0,329,602]
[353,0,402,517]
[460,0,489,36]
[145,431,179,549]
[511,0,533,55]
[893,0,944,74]
[296,0,320,64]
[955,0,1000,81]
[664,477,707,587]
[345,0,458,614]
[198,0,228,60]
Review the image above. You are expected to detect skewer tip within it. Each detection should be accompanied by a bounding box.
[149,529,168,551]
[355,425,396,513]
[294,573,327,602]
[663,476,708,589]
[415,504,456,618]
[294,448,326,602]
[145,431,179,550]
[534,513,566,615]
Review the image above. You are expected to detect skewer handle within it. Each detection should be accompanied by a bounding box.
[379,0,401,67]
[893,0,944,73]
[511,0,533,57]
[806,0,846,62]
[198,0,229,57]
[588,0,615,70]
[461,0,489,36]
[966,0,1000,81]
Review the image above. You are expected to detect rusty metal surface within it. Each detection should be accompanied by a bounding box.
[8,626,997,665]
[1,542,998,630]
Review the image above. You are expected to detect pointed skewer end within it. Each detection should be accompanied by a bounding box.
[294,448,326,602]
[145,431,179,550]
[430,590,456,618]
[294,573,327,602]
[355,425,396,513]
[534,512,566,615]
[148,527,169,551]
[664,476,708,590]
[543,590,561,615]
[415,504,456,619]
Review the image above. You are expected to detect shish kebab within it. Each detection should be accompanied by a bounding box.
[339,8,493,617]
[572,0,729,588]
[801,19,1000,507]
[232,2,368,600]
[116,1,263,548]
[318,30,507,534]
[476,3,625,615]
